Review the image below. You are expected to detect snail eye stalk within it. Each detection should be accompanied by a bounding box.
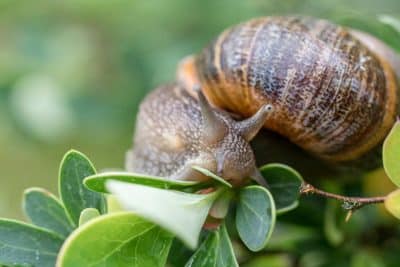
[237,104,273,142]
[196,85,228,144]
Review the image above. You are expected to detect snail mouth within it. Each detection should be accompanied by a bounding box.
[224,176,251,187]
[217,166,253,187]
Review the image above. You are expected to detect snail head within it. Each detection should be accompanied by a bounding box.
[193,86,273,186]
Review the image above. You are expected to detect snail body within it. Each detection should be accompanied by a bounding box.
[127,16,399,185]
[126,83,271,186]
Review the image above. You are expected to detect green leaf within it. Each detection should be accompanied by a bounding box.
[106,180,221,249]
[384,189,400,219]
[59,150,106,226]
[78,208,100,226]
[378,15,400,33]
[383,122,400,187]
[167,239,193,267]
[185,224,238,267]
[56,212,173,267]
[0,219,64,267]
[106,195,124,213]
[192,166,232,188]
[324,200,345,246]
[84,171,199,194]
[209,190,233,219]
[236,185,276,252]
[260,163,303,213]
[23,187,74,238]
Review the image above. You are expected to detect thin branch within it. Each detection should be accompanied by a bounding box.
[300,182,386,212]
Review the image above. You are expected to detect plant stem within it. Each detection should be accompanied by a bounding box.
[300,182,386,210]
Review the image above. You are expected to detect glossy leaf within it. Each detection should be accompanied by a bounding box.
[59,150,106,226]
[385,189,400,219]
[84,171,198,194]
[23,187,74,238]
[0,219,64,267]
[106,180,221,249]
[236,185,276,252]
[379,15,400,33]
[192,166,232,188]
[209,191,233,219]
[260,163,303,213]
[167,239,193,267]
[383,122,400,187]
[106,195,124,213]
[57,212,173,267]
[78,208,100,226]
[185,224,238,267]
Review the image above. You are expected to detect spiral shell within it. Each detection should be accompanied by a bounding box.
[182,16,399,162]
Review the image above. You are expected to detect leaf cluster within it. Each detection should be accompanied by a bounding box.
[0,150,303,267]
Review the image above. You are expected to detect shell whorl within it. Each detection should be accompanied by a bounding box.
[187,16,399,162]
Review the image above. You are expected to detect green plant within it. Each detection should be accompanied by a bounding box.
[0,121,399,267]
[0,148,300,267]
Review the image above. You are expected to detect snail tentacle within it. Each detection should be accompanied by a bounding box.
[197,86,228,144]
[237,104,274,141]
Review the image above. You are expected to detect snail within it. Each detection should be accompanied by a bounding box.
[126,16,400,186]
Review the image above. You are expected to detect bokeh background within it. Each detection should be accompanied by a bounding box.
[0,2,399,265]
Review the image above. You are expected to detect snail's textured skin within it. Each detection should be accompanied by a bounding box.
[126,83,271,185]
[192,16,398,162]
[127,16,399,184]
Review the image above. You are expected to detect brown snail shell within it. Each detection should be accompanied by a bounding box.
[179,16,399,163]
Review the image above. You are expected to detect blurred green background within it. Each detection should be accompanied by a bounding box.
[0,0,399,229]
